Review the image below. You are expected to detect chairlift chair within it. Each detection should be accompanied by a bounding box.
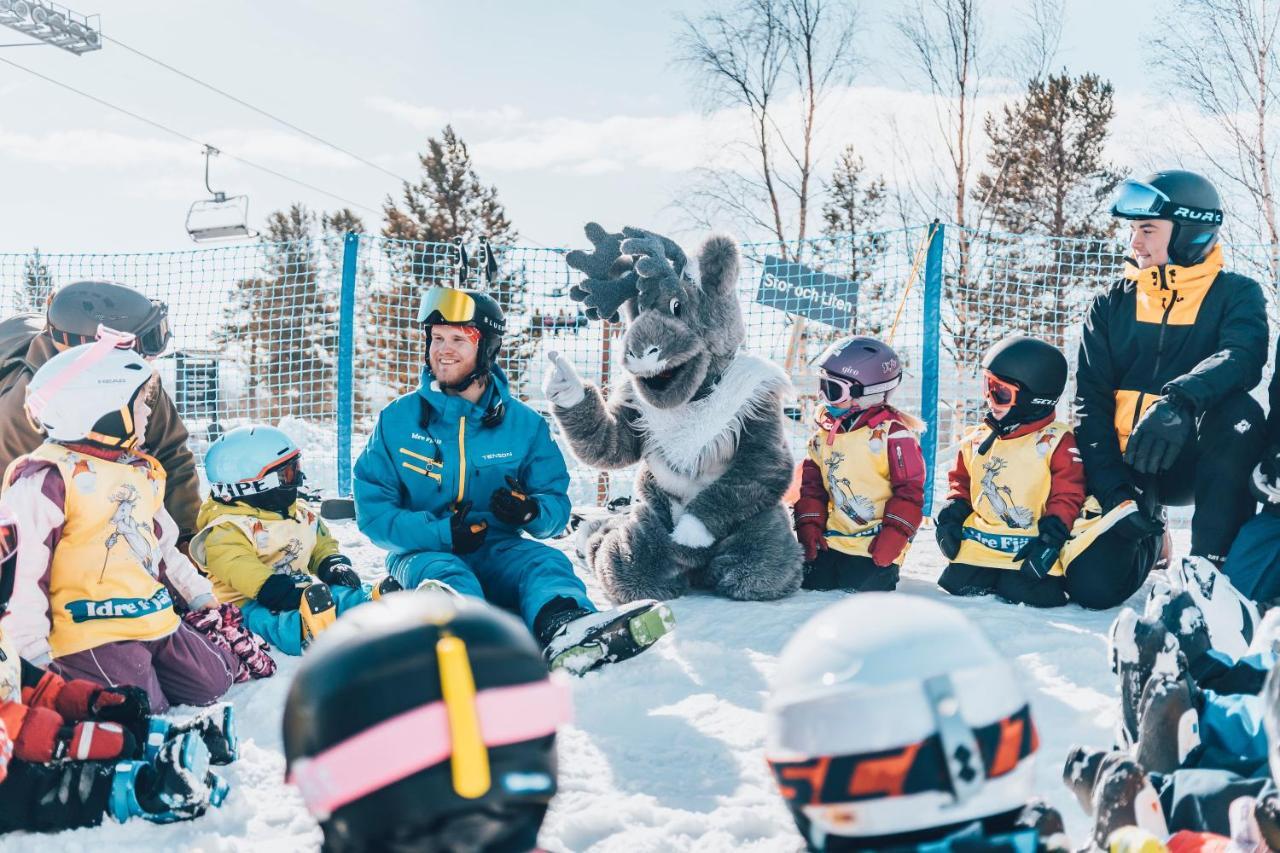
[186,146,257,243]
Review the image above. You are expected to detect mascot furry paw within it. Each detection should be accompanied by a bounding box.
[543,223,803,603]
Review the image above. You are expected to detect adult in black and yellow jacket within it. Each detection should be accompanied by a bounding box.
[1076,171,1267,567]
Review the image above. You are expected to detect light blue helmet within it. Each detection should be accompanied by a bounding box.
[204,425,301,501]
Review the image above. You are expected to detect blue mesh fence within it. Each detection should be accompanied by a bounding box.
[0,226,1274,511]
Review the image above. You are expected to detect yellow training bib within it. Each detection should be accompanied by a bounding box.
[190,504,321,606]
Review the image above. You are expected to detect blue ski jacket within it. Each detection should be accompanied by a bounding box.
[354,367,572,555]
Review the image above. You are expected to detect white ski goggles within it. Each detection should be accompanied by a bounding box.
[1111,179,1222,224]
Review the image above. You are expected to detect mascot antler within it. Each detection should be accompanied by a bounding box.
[564,223,637,322]
[619,227,689,298]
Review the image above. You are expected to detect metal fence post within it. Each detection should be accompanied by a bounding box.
[337,232,359,497]
[921,220,944,516]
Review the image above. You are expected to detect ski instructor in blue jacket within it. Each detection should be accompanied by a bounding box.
[353,285,672,673]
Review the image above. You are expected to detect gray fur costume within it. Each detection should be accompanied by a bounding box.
[542,223,803,603]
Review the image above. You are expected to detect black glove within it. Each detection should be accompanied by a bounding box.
[1124,393,1195,475]
[450,501,488,555]
[315,554,361,588]
[489,476,540,527]
[934,500,972,561]
[1014,515,1070,580]
[88,685,152,748]
[1101,485,1165,542]
[256,572,308,612]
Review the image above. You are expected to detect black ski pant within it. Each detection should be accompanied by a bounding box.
[0,759,115,834]
[802,551,898,592]
[1059,526,1164,610]
[938,562,1067,608]
[1136,390,1265,565]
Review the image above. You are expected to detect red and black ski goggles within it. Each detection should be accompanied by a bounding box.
[982,371,1021,419]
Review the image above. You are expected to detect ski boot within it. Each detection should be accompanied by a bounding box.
[371,575,403,600]
[1134,673,1200,774]
[1088,756,1168,850]
[1062,746,1111,815]
[1174,556,1259,660]
[111,732,228,824]
[300,582,337,648]
[156,703,238,765]
[542,600,675,675]
[1109,608,1186,746]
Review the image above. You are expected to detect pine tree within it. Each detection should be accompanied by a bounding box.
[370,125,525,401]
[968,70,1123,350]
[821,146,890,339]
[21,248,53,314]
[217,204,350,421]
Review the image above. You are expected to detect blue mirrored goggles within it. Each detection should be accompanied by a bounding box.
[1111,179,1223,224]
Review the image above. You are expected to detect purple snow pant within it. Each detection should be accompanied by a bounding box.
[50,622,236,713]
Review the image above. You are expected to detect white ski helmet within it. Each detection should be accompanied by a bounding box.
[25,328,155,448]
[766,594,1037,850]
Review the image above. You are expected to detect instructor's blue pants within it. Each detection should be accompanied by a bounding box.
[386,536,593,630]
[242,584,374,656]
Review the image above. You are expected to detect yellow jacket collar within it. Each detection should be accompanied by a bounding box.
[1124,244,1224,293]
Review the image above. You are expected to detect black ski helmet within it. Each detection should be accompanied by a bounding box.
[981,335,1068,422]
[46,281,172,357]
[283,594,566,853]
[1111,170,1223,266]
[418,287,507,389]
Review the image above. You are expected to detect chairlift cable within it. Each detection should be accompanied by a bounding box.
[100,33,413,186]
[0,54,381,215]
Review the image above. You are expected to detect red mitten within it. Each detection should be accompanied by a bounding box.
[869,520,911,568]
[51,678,98,721]
[796,523,827,563]
[0,718,11,783]
[12,705,64,762]
[64,720,132,761]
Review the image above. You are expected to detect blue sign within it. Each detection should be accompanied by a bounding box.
[754,256,860,329]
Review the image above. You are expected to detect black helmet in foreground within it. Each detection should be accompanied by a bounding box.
[1111,170,1223,266]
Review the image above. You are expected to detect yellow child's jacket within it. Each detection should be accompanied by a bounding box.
[188,497,342,606]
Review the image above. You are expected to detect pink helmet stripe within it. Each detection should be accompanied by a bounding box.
[288,678,572,820]
[25,325,138,421]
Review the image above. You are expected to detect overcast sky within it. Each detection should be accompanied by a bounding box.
[0,1,1183,255]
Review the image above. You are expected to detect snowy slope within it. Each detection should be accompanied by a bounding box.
[1,522,1175,853]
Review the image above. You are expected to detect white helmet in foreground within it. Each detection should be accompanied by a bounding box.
[25,328,155,448]
[766,594,1037,850]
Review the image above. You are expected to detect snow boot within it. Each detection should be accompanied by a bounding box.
[1135,674,1200,774]
[1151,590,1212,669]
[169,703,238,765]
[1174,556,1259,661]
[1089,755,1168,851]
[300,582,337,648]
[1110,608,1186,747]
[111,731,224,824]
[371,575,403,599]
[542,600,675,675]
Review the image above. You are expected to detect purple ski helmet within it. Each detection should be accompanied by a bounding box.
[816,336,903,410]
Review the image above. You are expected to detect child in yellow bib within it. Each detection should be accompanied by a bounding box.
[792,336,926,592]
[0,334,234,713]
[935,335,1153,610]
[189,425,400,655]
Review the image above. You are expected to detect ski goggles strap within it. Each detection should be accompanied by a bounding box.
[768,703,1036,806]
[1112,179,1223,224]
[288,677,573,820]
[210,453,302,500]
[418,287,477,326]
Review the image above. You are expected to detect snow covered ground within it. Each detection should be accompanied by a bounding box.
[2,522,1182,853]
